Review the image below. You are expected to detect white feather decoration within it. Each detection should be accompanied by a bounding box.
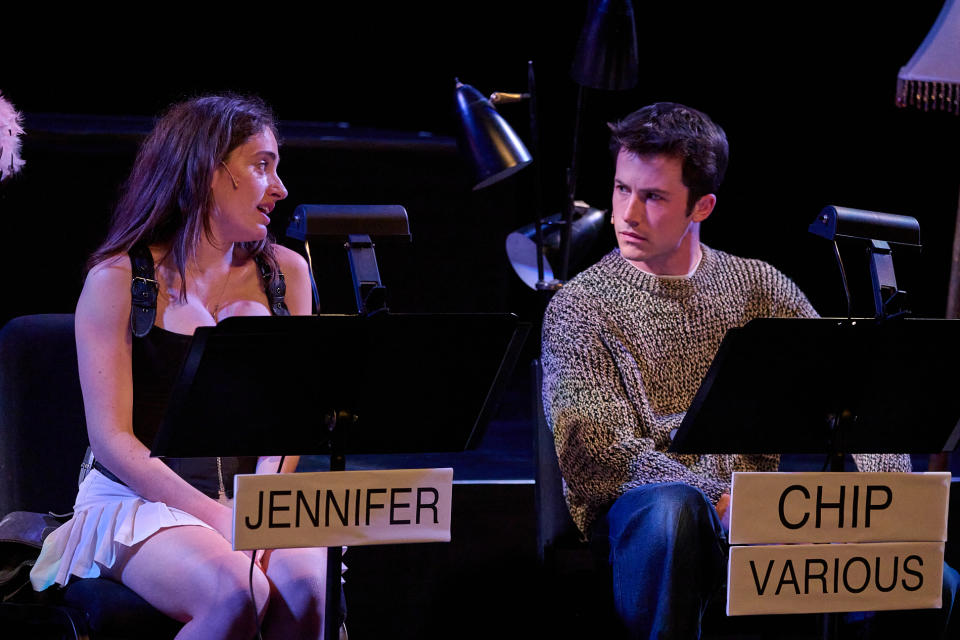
[0,91,25,181]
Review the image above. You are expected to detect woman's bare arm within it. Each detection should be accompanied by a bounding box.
[76,256,235,540]
[276,244,312,317]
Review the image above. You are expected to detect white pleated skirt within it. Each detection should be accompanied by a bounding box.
[29,469,214,591]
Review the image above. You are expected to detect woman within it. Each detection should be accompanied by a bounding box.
[30,95,331,639]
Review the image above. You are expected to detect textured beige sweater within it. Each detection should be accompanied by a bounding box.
[542,246,910,534]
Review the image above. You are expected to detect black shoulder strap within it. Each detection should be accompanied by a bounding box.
[256,255,290,316]
[129,244,158,337]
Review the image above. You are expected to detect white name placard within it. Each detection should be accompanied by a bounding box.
[729,472,949,545]
[233,468,453,550]
[728,542,944,615]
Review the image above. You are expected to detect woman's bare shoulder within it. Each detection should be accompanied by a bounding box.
[85,253,133,287]
[78,253,134,327]
[273,244,308,277]
[86,244,167,287]
[271,245,311,315]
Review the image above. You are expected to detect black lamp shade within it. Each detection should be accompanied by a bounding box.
[809,206,921,246]
[455,82,532,190]
[506,204,608,288]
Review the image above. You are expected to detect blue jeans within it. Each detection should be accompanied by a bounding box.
[861,562,959,638]
[590,483,727,640]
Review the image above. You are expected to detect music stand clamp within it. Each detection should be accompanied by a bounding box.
[867,240,909,320]
[344,234,386,315]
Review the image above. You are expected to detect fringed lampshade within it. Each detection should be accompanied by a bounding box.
[896,0,960,114]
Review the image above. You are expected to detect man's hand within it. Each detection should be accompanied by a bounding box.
[715,493,731,532]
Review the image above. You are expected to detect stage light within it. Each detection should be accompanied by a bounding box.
[454,81,532,191]
[506,203,607,290]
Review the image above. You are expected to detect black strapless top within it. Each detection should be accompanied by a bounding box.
[132,326,258,499]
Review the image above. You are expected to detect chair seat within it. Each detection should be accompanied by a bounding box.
[64,578,183,640]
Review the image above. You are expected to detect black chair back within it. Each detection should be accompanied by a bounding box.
[532,358,582,565]
[0,314,182,639]
[0,314,88,517]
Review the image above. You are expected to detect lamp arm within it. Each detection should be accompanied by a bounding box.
[558,84,586,282]
[527,60,547,286]
[490,92,530,105]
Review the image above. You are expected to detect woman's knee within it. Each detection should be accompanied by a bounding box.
[207,554,272,621]
[123,532,271,629]
[266,548,327,604]
[261,548,329,636]
[178,554,272,639]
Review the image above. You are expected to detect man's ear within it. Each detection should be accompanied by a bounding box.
[691,193,716,223]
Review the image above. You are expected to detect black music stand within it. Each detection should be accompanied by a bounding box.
[151,312,529,640]
[669,317,960,463]
[669,316,960,640]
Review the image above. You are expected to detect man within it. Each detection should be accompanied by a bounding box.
[541,102,915,638]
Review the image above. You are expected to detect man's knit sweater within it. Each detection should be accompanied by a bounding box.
[542,246,911,535]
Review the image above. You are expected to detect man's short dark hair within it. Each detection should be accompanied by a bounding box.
[609,102,729,210]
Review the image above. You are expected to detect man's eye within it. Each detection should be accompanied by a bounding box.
[256,161,268,170]
[646,193,663,201]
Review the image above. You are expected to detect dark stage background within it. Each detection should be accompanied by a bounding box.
[3,4,960,638]
[2,1,958,328]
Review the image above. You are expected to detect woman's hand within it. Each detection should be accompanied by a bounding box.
[209,501,265,568]
[209,501,236,545]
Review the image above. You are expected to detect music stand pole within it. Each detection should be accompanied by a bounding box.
[324,410,353,640]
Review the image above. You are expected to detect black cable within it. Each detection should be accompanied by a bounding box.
[304,240,321,313]
[250,552,263,640]
[247,456,286,640]
[832,241,853,319]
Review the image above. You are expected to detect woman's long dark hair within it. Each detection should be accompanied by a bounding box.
[89,94,281,299]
